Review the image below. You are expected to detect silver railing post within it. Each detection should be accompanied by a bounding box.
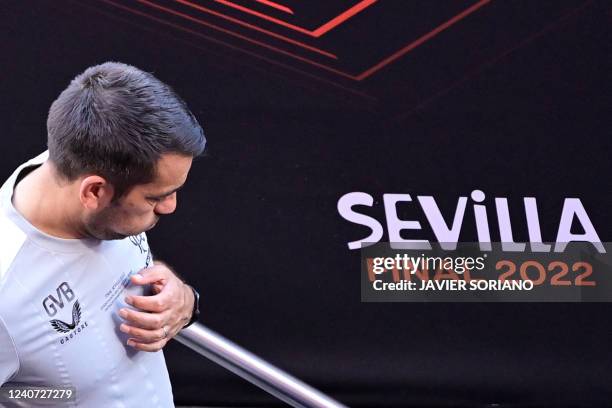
[175,323,349,408]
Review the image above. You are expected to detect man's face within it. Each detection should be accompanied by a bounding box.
[83,153,193,240]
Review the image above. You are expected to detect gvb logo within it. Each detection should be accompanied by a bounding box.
[43,282,74,317]
[42,282,88,344]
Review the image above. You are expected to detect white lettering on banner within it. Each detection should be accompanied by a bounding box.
[337,190,604,253]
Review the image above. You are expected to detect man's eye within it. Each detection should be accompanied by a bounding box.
[147,197,162,203]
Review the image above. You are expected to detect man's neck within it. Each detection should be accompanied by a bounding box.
[12,163,83,239]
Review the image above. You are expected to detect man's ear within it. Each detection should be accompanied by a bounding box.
[79,176,115,209]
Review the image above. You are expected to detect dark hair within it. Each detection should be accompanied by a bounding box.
[47,61,206,199]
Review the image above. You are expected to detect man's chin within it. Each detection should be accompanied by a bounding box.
[142,217,159,232]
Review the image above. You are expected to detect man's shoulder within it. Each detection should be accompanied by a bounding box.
[0,150,50,280]
[0,213,29,285]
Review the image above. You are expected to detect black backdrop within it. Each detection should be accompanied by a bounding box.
[2,1,611,406]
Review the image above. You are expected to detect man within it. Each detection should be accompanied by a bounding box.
[0,62,205,406]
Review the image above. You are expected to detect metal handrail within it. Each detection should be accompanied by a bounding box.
[175,323,349,408]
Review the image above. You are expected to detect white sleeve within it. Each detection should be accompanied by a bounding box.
[0,315,19,384]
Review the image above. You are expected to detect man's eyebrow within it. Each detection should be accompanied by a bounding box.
[146,183,185,199]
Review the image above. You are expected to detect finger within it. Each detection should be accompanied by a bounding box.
[130,266,170,286]
[127,338,167,352]
[118,307,169,330]
[120,324,167,344]
[126,291,173,313]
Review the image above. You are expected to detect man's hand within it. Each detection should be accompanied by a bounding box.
[118,261,195,352]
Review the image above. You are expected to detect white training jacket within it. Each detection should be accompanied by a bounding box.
[0,151,174,407]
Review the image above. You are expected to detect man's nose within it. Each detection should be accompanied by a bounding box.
[155,193,177,215]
